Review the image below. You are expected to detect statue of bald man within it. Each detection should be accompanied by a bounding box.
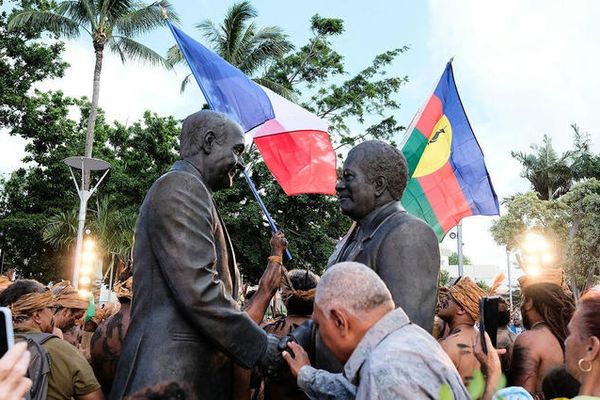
[111,111,284,399]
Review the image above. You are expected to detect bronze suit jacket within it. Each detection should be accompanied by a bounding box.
[111,160,267,399]
[327,201,440,333]
[295,201,441,375]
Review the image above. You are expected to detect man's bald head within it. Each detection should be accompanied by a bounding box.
[315,262,394,319]
[179,110,242,159]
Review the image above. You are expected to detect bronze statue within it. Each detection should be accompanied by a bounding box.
[287,140,441,396]
[110,111,284,399]
[328,140,440,332]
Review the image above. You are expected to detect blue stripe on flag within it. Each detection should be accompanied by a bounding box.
[168,22,274,131]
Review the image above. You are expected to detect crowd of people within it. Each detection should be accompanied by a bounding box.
[0,109,597,400]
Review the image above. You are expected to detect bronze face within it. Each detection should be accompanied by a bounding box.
[336,150,377,222]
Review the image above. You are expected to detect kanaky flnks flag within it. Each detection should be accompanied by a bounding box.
[400,62,499,240]
[168,22,337,195]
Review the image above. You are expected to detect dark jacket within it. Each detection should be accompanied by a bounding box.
[110,160,267,400]
[327,201,440,333]
[290,202,441,378]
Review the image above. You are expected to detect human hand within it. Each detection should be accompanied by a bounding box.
[282,341,311,378]
[270,231,288,257]
[472,330,505,375]
[0,342,32,400]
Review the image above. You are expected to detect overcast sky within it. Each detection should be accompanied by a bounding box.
[1,0,599,271]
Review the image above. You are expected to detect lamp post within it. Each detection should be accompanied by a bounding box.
[64,156,110,289]
[506,247,513,312]
[449,221,465,277]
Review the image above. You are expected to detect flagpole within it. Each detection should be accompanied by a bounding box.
[457,221,464,276]
[243,170,292,261]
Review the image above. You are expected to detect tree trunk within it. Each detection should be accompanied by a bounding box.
[83,39,104,189]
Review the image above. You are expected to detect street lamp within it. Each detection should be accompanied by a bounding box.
[518,229,555,277]
[64,156,110,289]
[78,234,96,297]
[448,221,465,276]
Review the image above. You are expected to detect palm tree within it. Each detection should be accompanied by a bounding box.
[167,1,293,97]
[8,0,178,174]
[43,198,136,265]
[511,135,573,200]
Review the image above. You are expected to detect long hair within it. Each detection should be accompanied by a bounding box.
[523,283,575,349]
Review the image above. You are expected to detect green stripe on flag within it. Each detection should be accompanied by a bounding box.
[401,179,444,240]
[402,128,428,177]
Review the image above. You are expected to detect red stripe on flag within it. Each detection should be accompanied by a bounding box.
[416,95,443,140]
[254,130,337,196]
[417,162,473,233]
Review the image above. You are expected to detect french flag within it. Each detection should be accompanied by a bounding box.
[168,22,337,196]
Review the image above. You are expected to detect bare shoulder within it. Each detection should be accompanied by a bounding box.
[514,330,537,346]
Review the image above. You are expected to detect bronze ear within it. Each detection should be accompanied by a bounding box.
[374,176,387,197]
[202,130,216,153]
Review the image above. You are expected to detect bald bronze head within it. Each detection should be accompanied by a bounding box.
[180,110,246,191]
[335,140,408,221]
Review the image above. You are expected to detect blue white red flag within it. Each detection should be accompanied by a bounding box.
[168,22,337,195]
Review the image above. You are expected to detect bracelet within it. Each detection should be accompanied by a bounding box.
[268,256,283,265]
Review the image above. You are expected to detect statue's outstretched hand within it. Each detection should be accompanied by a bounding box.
[282,341,311,378]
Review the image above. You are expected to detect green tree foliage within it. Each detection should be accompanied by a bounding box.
[0,0,67,128]
[215,161,351,282]
[439,269,451,287]
[511,135,572,200]
[8,0,178,160]
[264,14,409,148]
[214,14,409,282]
[1,89,179,281]
[490,182,600,295]
[448,252,472,265]
[560,179,600,293]
[497,127,600,294]
[512,125,600,200]
[167,1,293,96]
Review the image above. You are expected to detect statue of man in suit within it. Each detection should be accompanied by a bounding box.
[111,110,285,399]
[283,140,441,397]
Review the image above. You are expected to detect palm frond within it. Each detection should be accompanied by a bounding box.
[222,1,256,61]
[108,37,127,63]
[99,0,133,24]
[113,0,177,37]
[54,0,96,31]
[253,77,296,101]
[166,43,183,67]
[180,73,193,94]
[109,35,169,67]
[43,210,79,249]
[195,20,223,51]
[238,27,293,74]
[8,9,81,39]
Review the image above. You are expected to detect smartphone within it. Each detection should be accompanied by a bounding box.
[479,297,499,354]
[0,308,14,357]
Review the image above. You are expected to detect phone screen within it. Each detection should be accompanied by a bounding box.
[0,310,9,357]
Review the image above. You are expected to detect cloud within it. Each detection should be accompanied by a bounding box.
[1,38,206,176]
[429,0,600,265]
[37,39,205,124]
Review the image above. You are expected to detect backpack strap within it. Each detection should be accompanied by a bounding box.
[15,333,56,400]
